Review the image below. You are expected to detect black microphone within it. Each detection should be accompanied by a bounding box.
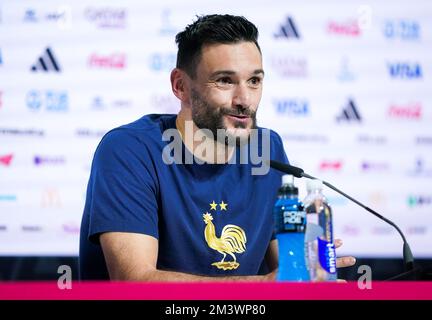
[268,160,415,275]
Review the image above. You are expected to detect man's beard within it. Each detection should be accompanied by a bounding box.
[191,88,257,146]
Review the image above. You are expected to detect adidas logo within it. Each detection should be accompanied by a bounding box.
[274,16,300,39]
[0,154,13,166]
[30,47,61,72]
[336,99,362,122]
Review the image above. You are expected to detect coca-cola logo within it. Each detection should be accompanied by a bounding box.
[388,103,422,119]
[327,19,361,36]
[88,53,126,69]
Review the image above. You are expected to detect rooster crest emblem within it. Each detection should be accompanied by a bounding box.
[203,212,247,270]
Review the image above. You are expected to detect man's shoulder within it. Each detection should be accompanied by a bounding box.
[255,126,287,163]
[91,114,176,164]
[101,113,176,144]
[116,113,176,133]
[256,126,283,143]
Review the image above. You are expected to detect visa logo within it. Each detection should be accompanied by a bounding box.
[273,99,309,116]
[388,63,422,79]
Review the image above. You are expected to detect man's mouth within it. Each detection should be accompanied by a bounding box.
[225,114,251,123]
[226,114,250,119]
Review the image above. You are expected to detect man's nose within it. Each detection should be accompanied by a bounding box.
[232,83,251,108]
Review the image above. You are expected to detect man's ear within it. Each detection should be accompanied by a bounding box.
[170,68,190,103]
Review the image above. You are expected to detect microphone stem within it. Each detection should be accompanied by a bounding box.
[322,180,407,242]
[304,173,414,271]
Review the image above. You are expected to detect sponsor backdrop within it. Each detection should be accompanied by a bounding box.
[0,0,431,258]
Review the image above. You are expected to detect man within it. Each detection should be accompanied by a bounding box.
[79,14,355,281]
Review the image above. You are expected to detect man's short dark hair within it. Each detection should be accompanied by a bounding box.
[175,14,261,78]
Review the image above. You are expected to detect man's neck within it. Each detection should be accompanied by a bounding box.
[176,110,235,164]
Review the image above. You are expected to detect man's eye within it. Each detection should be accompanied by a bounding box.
[249,77,262,86]
[216,77,233,85]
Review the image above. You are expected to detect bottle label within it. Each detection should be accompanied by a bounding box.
[317,238,337,274]
[282,210,306,232]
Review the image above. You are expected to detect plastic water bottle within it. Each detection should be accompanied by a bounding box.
[274,174,309,281]
[304,179,337,281]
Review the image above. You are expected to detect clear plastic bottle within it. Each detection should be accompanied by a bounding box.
[273,174,309,281]
[304,179,337,281]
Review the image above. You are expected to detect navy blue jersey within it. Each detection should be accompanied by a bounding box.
[79,114,288,279]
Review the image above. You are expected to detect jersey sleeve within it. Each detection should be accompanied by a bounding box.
[269,129,289,165]
[84,128,159,243]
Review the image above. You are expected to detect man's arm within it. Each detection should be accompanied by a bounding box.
[264,239,356,272]
[265,239,278,272]
[100,232,276,282]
